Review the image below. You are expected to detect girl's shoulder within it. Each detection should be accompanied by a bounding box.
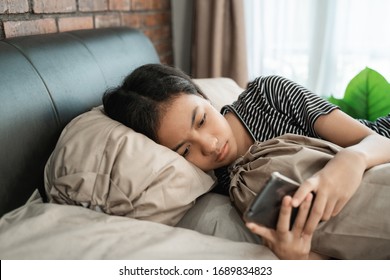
[235,75,292,109]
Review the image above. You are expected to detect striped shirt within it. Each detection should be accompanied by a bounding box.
[213,75,390,195]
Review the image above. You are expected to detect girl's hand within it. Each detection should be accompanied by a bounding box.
[300,109,390,236]
[291,149,365,235]
[246,193,314,260]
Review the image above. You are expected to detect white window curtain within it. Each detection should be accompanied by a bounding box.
[244,0,390,97]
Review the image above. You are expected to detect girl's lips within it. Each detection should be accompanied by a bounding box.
[216,142,228,162]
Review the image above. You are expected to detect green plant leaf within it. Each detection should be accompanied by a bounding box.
[339,67,390,121]
[327,96,361,117]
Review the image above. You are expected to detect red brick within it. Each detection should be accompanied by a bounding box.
[154,41,172,56]
[33,0,76,14]
[143,12,171,27]
[0,0,29,14]
[4,19,57,38]
[121,13,142,28]
[1,0,173,62]
[109,0,130,11]
[95,14,121,28]
[79,0,108,12]
[132,0,154,11]
[131,0,150,11]
[159,53,173,66]
[58,17,94,32]
[132,0,170,11]
[152,0,170,10]
[143,26,171,42]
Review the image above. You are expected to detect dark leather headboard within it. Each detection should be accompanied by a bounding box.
[0,27,160,216]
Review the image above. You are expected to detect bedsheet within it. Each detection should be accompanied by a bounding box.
[0,191,277,260]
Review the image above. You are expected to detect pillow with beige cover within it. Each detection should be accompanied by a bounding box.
[1,77,280,260]
[44,106,215,226]
[44,77,243,227]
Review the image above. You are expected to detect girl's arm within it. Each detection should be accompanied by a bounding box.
[292,109,390,234]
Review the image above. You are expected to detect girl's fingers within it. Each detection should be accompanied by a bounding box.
[292,193,313,235]
[322,198,337,221]
[246,222,275,243]
[303,193,326,235]
[332,199,346,217]
[291,177,318,207]
[276,196,293,233]
[246,222,277,251]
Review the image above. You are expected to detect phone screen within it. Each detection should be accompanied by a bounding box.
[243,172,302,229]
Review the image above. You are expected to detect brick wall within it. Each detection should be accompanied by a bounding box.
[0,0,173,65]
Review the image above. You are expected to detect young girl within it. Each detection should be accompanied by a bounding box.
[103,63,390,259]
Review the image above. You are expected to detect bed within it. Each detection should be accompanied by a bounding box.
[0,27,277,259]
[1,27,389,260]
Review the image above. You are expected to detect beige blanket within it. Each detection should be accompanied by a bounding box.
[229,134,390,259]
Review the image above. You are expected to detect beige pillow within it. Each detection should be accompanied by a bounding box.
[45,77,241,227]
[193,78,243,111]
[45,106,215,226]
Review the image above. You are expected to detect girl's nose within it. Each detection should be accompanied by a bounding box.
[200,135,218,155]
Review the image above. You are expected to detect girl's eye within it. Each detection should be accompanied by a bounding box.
[182,146,190,158]
[199,113,206,127]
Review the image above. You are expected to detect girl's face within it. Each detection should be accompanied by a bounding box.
[157,93,238,171]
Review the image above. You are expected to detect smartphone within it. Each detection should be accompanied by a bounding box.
[243,172,313,229]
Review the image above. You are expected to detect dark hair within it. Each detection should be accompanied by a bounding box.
[102,64,207,142]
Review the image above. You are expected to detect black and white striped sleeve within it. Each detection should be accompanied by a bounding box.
[230,75,338,140]
[358,114,390,138]
[260,76,337,136]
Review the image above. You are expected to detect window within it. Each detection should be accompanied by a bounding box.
[245,0,390,97]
